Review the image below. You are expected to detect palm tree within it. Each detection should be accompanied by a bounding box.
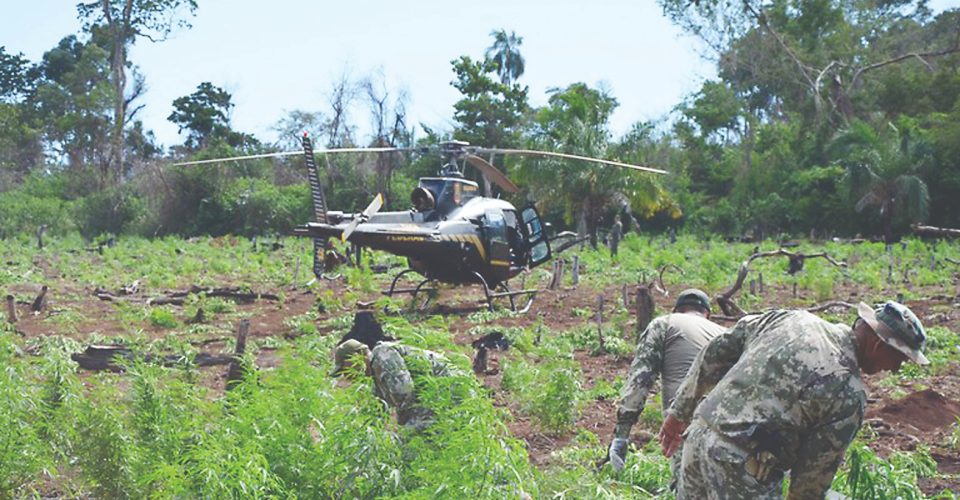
[485,30,525,85]
[831,120,930,242]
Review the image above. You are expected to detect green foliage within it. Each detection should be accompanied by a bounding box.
[0,332,51,495]
[502,358,583,434]
[0,173,75,236]
[148,307,179,328]
[75,184,145,237]
[833,442,938,500]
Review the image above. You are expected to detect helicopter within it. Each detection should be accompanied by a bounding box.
[177,135,667,311]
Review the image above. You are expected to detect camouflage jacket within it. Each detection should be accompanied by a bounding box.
[614,313,724,439]
[667,310,867,499]
[369,343,463,428]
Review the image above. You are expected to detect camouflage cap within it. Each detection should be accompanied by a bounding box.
[857,301,929,365]
[674,289,711,314]
[331,339,370,376]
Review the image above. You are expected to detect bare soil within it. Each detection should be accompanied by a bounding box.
[9,260,960,494]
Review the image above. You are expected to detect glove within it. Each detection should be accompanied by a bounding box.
[658,414,688,457]
[608,437,628,471]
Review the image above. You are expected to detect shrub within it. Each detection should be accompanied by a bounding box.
[74,184,145,238]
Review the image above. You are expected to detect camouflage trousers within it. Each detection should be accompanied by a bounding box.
[676,419,784,500]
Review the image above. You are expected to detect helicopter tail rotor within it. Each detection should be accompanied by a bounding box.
[341,193,384,242]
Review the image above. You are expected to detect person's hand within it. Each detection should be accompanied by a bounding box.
[658,414,688,457]
[608,437,629,471]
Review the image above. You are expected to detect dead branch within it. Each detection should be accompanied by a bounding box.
[655,264,684,296]
[851,46,960,89]
[947,258,960,266]
[715,248,847,316]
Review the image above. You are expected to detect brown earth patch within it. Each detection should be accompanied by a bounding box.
[866,389,960,433]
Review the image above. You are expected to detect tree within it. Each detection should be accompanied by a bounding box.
[659,0,960,124]
[28,35,114,181]
[77,0,198,184]
[168,82,234,149]
[831,119,930,242]
[519,83,673,245]
[451,38,529,195]
[0,47,36,103]
[485,29,525,85]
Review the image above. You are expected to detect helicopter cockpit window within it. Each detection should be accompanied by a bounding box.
[522,208,544,242]
[484,210,510,263]
[484,211,507,240]
[447,181,479,206]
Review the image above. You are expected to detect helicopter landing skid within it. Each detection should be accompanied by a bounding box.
[488,282,539,314]
[382,269,537,313]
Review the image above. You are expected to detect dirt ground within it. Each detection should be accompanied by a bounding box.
[9,266,960,494]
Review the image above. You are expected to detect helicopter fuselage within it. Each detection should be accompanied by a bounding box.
[294,176,551,288]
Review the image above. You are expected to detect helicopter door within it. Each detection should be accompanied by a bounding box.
[521,205,551,267]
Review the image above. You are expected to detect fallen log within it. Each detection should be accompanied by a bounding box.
[98,285,280,305]
[911,223,960,239]
[169,285,280,302]
[70,344,236,371]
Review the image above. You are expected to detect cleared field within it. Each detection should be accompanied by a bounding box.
[2,233,959,498]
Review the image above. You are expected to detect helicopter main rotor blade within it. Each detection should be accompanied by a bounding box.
[341,193,384,242]
[476,148,669,175]
[171,147,407,167]
[463,154,520,193]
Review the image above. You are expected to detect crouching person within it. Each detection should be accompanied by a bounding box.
[332,339,466,431]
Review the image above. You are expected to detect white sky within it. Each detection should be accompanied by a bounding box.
[3,0,957,149]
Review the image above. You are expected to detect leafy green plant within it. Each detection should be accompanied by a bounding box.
[502,358,583,434]
[148,307,179,328]
[833,442,935,500]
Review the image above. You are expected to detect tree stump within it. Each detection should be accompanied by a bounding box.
[571,255,580,286]
[6,295,17,323]
[473,345,488,375]
[31,285,47,312]
[36,225,46,250]
[635,285,654,342]
[226,319,250,391]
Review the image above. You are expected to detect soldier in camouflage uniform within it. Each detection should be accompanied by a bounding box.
[333,339,466,431]
[608,289,725,474]
[658,301,929,499]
